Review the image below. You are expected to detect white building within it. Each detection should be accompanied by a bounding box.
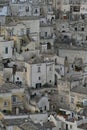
[38,94,49,112]
[0,36,14,59]
[18,2,32,16]
[53,0,70,12]
[40,17,55,50]
[0,6,11,16]
[11,0,27,3]
[21,18,40,47]
[55,56,65,78]
[80,5,87,14]
[5,22,27,37]
[61,0,70,12]
[10,0,40,16]
[3,18,40,51]
[25,56,55,88]
[59,47,87,64]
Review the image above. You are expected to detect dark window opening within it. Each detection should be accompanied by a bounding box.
[36,83,41,88]
[38,67,41,72]
[12,95,17,103]
[64,35,68,39]
[6,78,9,81]
[62,30,65,33]
[47,42,51,49]
[4,101,8,106]
[26,28,30,35]
[60,97,63,102]
[75,27,77,31]
[45,32,47,37]
[35,9,38,14]
[86,36,87,40]
[66,124,68,130]
[26,6,29,12]
[38,77,41,80]
[70,125,72,129]
[17,77,19,80]
[44,106,46,110]
[81,27,84,31]
[5,47,8,54]
[55,59,57,65]
[49,80,51,83]
[25,68,27,72]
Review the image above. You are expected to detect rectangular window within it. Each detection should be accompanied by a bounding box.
[38,77,41,80]
[66,124,68,130]
[19,6,22,9]
[26,6,29,12]
[12,95,17,103]
[34,9,38,14]
[21,28,24,35]
[70,125,72,129]
[38,67,41,72]
[49,67,52,71]
[26,28,30,35]
[5,47,8,54]
[4,101,8,106]
[81,27,84,31]
[75,27,77,31]
[73,6,80,12]
[71,97,74,103]
[9,31,13,36]
[45,32,47,37]
[25,68,27,72]
[86,36,87,40]
[49,80,51,83]
[60,97,63,102]
[17,77,19,80]
[55,59,57,65]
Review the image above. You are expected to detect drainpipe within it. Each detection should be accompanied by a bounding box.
[31,65,32,87]
[46,63,47,83]
[13,65,17,83]
[55,0,56,10]
[0,22,1,35]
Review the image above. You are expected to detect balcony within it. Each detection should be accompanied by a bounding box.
[40,21,54,27]
[40,34,53,39]
[40,36,53,39]
[12,101,23,107]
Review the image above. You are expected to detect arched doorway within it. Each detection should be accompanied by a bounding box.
[51,17,55,22]
[47,42,51,49]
